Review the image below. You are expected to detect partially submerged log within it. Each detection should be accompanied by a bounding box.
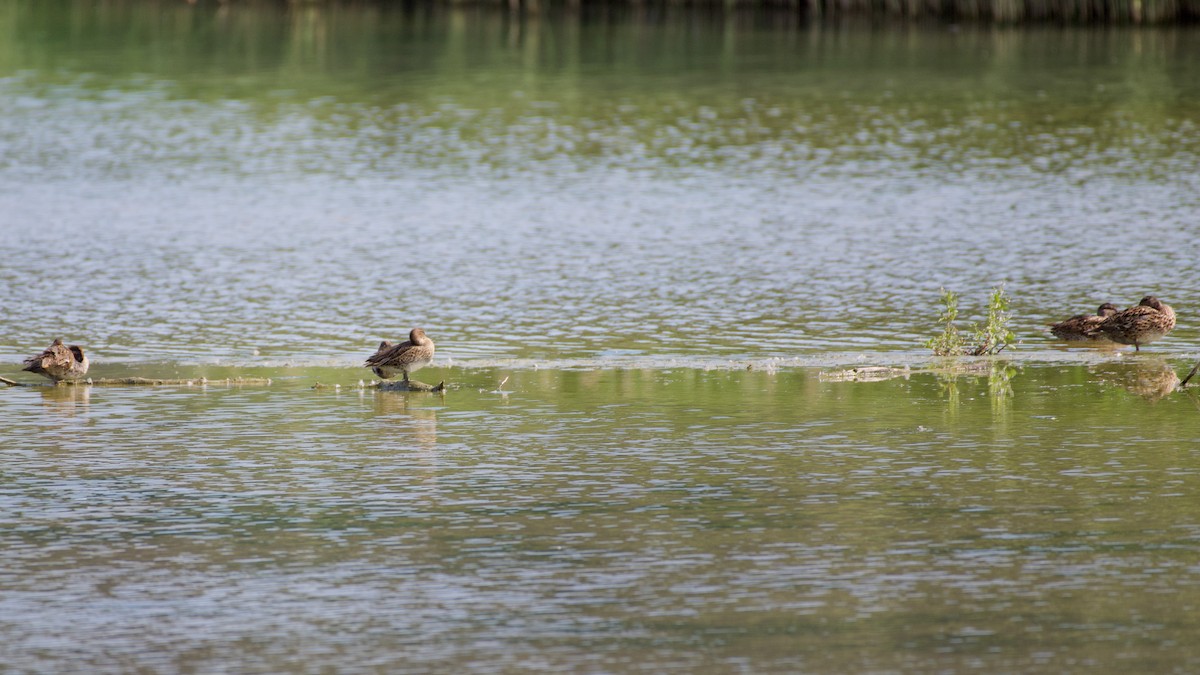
[818,366,912,383]
[94,377,272,386]
[1,376,271,387]
[369,379,446,393]
[313,379,446,392]
[4,373,444,392]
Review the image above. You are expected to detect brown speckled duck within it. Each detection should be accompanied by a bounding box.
[1051,303,1120,341]
[22,338,90,381]
[1091,296,1176,351]
[364,328,435,381]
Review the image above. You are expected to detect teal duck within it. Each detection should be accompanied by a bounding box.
[22,338,90,381]
[1091,296,1176,351]
[364,328,435,381]
[1051,303,1120,341]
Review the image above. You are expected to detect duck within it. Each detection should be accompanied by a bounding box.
[1091,295,1176,351]
[1050,303,1120,341]
[22,338,90,381]
[364,328,435,381]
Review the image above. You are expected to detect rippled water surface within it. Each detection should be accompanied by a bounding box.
[6,365,1200,673]
[1,5,1198,364]
[2,2,1200,673]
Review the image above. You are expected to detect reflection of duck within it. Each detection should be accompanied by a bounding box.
[40,382,92,411]
[373,392,438,434]
[1051,303,1119,341]
[1092,359,1179,401]
[364,328,435,381]
[22,338,89,381]
[1091,296,1176,351]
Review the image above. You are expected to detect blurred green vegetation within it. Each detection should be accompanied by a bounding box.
[8,0,1196,26]
[0,1,1196,177]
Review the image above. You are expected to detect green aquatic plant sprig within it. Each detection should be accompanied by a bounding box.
[927,288,964,357]
[971,284,1016,356]
[927,285,1015,356]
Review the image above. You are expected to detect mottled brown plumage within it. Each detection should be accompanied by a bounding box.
[1092,296,1176,351]
[364,328,435,381]
[1051,303,1119,341]
[22,338,90,381]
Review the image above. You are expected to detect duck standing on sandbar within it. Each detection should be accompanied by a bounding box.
[1050,303,1120,341]
[22,338,90,381]
[1091,295,1176,351]
[364,328,435,382]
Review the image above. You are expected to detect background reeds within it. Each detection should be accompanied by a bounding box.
[282,0,1200,24]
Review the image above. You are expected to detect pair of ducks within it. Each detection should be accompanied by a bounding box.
[20,299,1175,383]
[1051,295,1176,350]
[21,328,437,384]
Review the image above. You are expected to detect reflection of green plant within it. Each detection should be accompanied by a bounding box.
[988,362,1016,399]
[926,285,1015,356]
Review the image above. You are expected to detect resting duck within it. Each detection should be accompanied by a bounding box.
[364,328,435,381]
[1091,296,1176,351]
[22,338,90,381]
[1050,303,1119,341]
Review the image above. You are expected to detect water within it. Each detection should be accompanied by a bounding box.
[2,3,1200,673]
[1,8,1197,365]
[5,366,1200,672]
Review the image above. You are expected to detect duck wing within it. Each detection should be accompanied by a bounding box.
[22,340,74,374]
[364,339,415,367]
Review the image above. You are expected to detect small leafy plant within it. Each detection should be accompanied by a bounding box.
[926,285,1015,356]
[926,288,963,356]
